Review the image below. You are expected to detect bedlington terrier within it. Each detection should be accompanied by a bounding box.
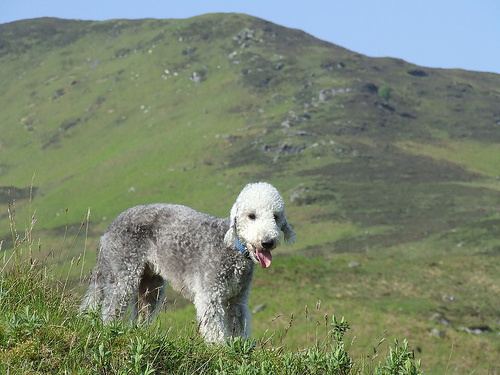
[80,182,295,343]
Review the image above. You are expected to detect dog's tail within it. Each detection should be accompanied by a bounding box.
[79,270,103,314]
[79,244,105,314]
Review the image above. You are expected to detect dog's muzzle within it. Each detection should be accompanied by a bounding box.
[234,238,274,268]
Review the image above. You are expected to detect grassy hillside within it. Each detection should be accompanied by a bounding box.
[1,14,499,373]
[1,247,422,374]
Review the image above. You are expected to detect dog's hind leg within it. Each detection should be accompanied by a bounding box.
[100,268,142,323]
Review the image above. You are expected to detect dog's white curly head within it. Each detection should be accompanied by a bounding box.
[224,182,296,268]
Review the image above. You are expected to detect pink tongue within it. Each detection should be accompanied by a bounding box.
[256,248,272,268]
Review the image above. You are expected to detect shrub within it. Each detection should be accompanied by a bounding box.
[378,85,392,102]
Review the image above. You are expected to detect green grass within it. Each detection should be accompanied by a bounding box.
[249,253,500,374]
[0,215,426,375]
[2,203,499,374]
[396,139,500,178]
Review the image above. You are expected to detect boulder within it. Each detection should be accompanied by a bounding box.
[408,69,428,77]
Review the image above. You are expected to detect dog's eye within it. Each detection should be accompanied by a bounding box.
[273,214,279,222]
[248,213,256,220]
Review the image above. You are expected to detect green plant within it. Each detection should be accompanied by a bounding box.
[4,305,47,345]
[325,315,352,374]
[327,343,352,375]
[92,341,113,371]
[126,337,155,375]
[330,315,350,343]
[226,336,257,360]
[375,339,422,375]
[281,352,304,374]
[234,361,260,375]
[378,85,392,102]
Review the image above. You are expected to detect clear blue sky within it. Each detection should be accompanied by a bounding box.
[2,0,499,74]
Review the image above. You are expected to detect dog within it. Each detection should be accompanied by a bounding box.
[80,182,295,342]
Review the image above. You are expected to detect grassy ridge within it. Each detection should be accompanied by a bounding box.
[0,219,424,374]
[2,204,498,373]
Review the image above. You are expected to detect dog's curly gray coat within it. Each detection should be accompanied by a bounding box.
[80,182,295,343]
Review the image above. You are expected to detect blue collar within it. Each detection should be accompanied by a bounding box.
[235,237,248,255]
[231,218,250,258]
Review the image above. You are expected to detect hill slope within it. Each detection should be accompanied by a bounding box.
[1,14,499,256]
[1,14,500,373]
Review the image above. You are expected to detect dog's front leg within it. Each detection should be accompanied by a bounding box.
[194,295,229,343]
[226,301,251,339]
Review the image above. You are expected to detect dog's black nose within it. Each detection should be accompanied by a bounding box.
[261,239,275,250]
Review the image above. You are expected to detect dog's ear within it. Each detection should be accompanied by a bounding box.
[224,221,236,247]
[281,219,296,245]
[224,204,238,247]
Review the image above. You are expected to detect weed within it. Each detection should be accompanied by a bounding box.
[4,306,47,345]
[92,341,112,372]
[374,339,422,375]
[226,336,257,360]
[331,315,350,343]
[126,337,156,375]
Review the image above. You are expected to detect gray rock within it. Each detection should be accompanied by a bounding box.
[190,72,202,86]
[289,185,311,204]
[430,328,445,338]
[460,325,492,334]
[294,130,316,136]
[429,313,453,327]
[252,303,266,314]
